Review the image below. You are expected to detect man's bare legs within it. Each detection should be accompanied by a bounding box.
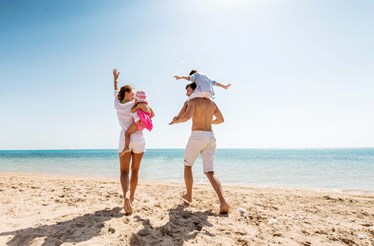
[181,165,193,202]
[119,151,144,214]
[205,172,230,213]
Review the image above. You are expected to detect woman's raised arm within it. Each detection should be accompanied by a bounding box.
[113,68,120,91]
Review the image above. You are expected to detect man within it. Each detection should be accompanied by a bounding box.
[169,83,230,213]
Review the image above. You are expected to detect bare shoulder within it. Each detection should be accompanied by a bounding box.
[210,99,217,106]
[188,98,198,105]
[206,98,217,107]
[210,100,219,110]
[190,98,217,111]
[189,97,210,104]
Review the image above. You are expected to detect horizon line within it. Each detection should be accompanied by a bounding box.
[1,147,374,151]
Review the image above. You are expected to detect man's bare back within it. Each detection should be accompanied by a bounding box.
[189,98,224,131]
[174,98,224,131]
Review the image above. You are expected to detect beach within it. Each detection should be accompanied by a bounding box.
[0,174,373,245]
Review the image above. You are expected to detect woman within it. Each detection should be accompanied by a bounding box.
[113,68,154,214]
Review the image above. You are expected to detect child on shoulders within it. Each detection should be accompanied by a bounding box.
[174,69,231,99]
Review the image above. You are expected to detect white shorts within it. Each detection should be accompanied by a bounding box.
[189,90,212,100]
[118,130,145,154]
[132,111,140,122]
[184,131,216,173]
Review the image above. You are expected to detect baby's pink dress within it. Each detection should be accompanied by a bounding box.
[134,109,153,131]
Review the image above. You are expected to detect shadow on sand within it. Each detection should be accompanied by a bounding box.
[0,207,123,246]
[130,203,226,246]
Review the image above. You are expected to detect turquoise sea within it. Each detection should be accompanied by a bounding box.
[0,149,373,192]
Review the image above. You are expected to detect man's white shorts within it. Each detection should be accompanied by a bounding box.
[184,131,216,173]
[118,130,145,154]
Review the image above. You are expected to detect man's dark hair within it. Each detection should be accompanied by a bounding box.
[185,82,197,90]
[189,70,197,76]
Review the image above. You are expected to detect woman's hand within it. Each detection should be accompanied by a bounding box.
[113,69,120,90]
[113,69,120,81]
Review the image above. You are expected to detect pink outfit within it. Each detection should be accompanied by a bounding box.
[134,109,153,131]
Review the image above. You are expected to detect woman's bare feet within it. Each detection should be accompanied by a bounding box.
[124,198,133,215]
[219,202,230,214]
[180,192,192,203]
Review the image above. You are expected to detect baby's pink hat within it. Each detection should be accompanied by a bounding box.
[134,90,147,102]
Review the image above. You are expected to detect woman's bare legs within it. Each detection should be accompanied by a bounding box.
[119,151,132,213]
[129,152,144,203]
[119,150,144,214]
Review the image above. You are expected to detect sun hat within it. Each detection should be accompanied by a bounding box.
[134,90,147,102]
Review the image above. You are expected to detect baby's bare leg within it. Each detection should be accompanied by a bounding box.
[125,123,139,146]
[121,122,139,156]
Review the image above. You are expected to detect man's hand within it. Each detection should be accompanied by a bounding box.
[169,116,179,125]
[113,69,120,81]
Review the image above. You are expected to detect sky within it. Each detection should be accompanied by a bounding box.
[0,0,373,149]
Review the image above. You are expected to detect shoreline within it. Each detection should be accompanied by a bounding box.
[1,172,373,195]
[1,174,373,245]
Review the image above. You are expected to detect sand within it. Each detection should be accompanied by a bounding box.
[0,174,373,246]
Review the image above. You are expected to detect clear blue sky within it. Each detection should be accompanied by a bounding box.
[1,0,373,149]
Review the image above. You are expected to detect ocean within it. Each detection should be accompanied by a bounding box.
[0,149,373,192]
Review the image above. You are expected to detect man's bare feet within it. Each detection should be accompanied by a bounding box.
[180,192,192,203]
[219,202,230,214]
[124,198,133,215]
[120,147,131,157]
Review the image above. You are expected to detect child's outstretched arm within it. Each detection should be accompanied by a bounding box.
[174,75,190,81]
[214,81,232,90]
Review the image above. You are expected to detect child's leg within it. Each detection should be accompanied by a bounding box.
[122,122,139,154]
[189,90,212,100]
